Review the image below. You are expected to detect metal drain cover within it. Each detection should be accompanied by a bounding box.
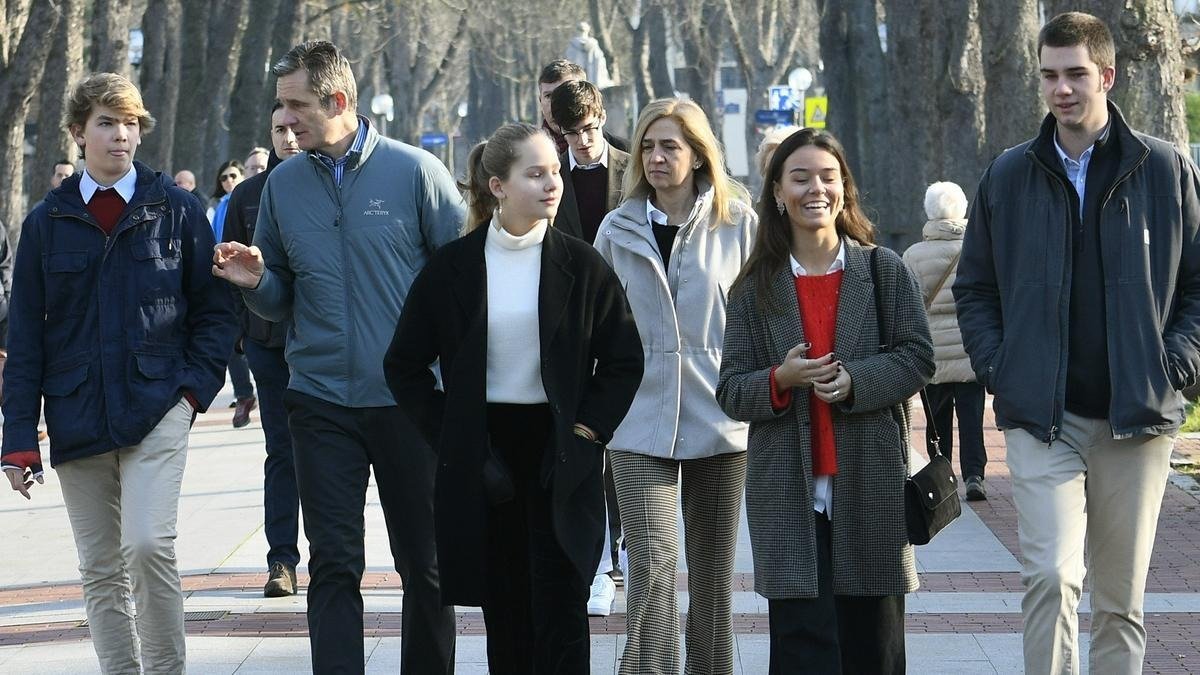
[80,610,226,627]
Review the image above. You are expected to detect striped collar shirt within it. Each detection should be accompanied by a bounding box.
[313,118,368,187]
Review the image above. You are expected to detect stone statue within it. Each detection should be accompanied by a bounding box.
[565,22,614,88]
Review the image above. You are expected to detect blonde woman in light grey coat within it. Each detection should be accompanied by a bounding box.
[902,181,988,500]
[594,98,755,675]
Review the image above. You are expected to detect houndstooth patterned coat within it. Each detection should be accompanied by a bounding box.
[716,240,934,598]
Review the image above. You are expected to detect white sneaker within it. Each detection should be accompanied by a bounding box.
[587,573,616,616]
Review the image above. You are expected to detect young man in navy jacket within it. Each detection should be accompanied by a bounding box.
[1,73,236,673]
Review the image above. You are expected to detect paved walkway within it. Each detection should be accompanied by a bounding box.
[3,386,1200,673]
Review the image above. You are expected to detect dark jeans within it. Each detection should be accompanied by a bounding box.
[925,381,987,479]
[481,403,590,675]
[243,341,299,569]
[228,348,254,400]
[767,513,905,675]
[284,390,454,675]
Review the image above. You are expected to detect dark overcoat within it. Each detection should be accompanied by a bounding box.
[384,224,643,606]
[716,240,934,598]
[553,147,630,241]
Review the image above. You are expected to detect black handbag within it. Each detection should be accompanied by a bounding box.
[869,249,961,545]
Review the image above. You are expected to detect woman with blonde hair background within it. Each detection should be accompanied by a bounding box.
[594,98,757,674]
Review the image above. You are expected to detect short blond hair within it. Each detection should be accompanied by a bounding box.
[64,73,155,135]
[924,181,968,220]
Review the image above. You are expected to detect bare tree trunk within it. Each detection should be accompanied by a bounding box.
[820,0,890,227]
[270,0,306,71]
[90,0,131,77]
[674,0,725,127]
[138,0,182,172]
[1065,0,1187,147]
[466,43,508,145]
[646,4,674,97]
[32,0,83,199]
[172,2,210,178]
[882,0,986,247]
[384,1,469,145]
[588,0,622,84]
[980,0,1043,162]
[228,0,281,159]
[200,0,249,183]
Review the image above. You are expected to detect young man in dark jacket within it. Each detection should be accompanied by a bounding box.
[222,101,303,598]
[954,12,1200,674]
[1,73,236,674]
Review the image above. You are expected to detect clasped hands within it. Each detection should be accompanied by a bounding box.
[775,344,852,404]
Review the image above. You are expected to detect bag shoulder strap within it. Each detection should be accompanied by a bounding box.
[869,247,942,457]
[923,250,962,311]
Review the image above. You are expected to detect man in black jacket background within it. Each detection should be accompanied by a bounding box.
[222,101,303,597]
[954,12,1200,674]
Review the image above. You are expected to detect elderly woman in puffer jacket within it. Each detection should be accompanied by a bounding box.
[901,181,988,500]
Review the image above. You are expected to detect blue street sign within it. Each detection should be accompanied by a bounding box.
[754,109,794,126]
[421,132,449,147]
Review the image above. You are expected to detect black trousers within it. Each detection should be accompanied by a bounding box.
[925,381,987,479]
[284,390,455,675]
[767,513,905,675]
[243,341,299,569]
[481,403,590,675]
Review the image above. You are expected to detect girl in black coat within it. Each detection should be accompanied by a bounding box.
[384,123,643,674]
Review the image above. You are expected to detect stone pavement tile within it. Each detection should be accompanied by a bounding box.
[735,634,770,674]
[905,634,997,674]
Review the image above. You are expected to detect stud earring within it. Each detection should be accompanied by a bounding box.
[776,201,786,215]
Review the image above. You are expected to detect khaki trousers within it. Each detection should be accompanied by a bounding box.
[1005,411,1173,675]
[57,398,192,675]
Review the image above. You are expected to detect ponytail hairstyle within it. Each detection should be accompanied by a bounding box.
[459,122,548,232]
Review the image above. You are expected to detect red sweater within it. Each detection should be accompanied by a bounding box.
[86,188,126,235]
[770,269,843,476]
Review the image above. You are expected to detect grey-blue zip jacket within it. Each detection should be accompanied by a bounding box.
[244,123,465,407]
[954,103,1200,442]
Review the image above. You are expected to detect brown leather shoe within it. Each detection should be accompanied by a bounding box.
[232,396,257,428]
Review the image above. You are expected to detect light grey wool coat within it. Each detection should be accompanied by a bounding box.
[594,185,756,460]
[716,240,934,598]
[902,218,974,384]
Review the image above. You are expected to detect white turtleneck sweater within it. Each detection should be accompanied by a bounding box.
[485,215,549,403]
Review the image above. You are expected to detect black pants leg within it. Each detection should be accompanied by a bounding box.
[286,391,454,675]
[362,405,456,674]
[481,403,590,675]
[952,382,987,479]
[285,391,371,674]
[767,514,906,674]
[244,341,300,569]
[924,382,956,465]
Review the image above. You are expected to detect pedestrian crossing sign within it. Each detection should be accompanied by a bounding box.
[805,97,828,129]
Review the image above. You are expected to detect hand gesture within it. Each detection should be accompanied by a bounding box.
[212,242,265,289]
[775,344,840,390]
[812,364,853,404]
[3,451,44,500]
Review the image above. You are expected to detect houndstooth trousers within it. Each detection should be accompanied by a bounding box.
[610,450,747,675]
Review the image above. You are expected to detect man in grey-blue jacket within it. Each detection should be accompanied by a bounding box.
[213,41,462,674]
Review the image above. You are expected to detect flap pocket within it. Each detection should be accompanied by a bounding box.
[42,362,88,397]
[46,251,87,273]
[131,237,179,261]
[135,351,180,379]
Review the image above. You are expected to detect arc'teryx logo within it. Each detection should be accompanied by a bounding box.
[363,198,389,216]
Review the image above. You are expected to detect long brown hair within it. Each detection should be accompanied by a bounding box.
[734,128,876,311]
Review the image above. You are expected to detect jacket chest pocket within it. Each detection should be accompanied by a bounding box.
[44,251,91,314]
[131,236,182,269]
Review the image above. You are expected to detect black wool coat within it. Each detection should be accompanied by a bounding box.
[384,224,644,606]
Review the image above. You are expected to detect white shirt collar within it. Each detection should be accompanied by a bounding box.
[80,166,136,204]
[1053,122,1110,166]
[789,239,847,277]
[568,140,609,171]
[646,199,669,227]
